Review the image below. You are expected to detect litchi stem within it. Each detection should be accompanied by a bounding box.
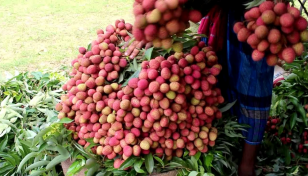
[298,0,308,16]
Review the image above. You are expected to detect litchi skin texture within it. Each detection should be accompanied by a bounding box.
[280,13,294,27]
[282,47,296,63]
[252,50,265,61]
[237,28,250,42]
[233,22,245,34]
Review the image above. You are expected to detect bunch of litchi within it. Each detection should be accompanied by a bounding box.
[98,41,223,167]
[234,1,308,66]
[58,36,225,168]
[56,16,226,169]
[132,0,202,48]
[57,19,133,152]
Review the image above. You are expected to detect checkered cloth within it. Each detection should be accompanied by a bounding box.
[200,10,274,145]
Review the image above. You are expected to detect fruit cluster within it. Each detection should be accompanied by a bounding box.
[233,1,308,66]
[66,19,132,83]
[132,0,202,47]
[56,19,225,167]
[265,116,281,133]
[299,131,308,154]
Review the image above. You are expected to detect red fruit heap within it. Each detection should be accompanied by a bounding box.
[56,35,225,167]
[132,0,202,46]
[234,1,308,66]
[68,19,132,82]
[265,116,280,133]
[299,131,308,154]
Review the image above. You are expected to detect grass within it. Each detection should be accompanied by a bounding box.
[0,0,306,73]
[0,0,134,73]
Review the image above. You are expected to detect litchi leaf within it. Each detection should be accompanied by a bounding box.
[144,153,154,173]
[87,43,92,51]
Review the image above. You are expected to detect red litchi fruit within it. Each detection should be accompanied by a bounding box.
[144,24,158,37]
[256,17,265,26]
[165,0,179,10]
[142,0,155,12]
[280,13,294,27]
[268,29,281,44]
[257,40,269,52]
[266,54,278,66]
[247,34,261,46]
[274,2,287,15]
[166,19,180,35]
[189,10,202,23]
[261,10,276,24]
[237,28,250,42]
[252,50,265,61]
[300,30,308,42]
[281,26,294,34]
[190,46,199,55]
[295,17,308,31]
[158,26,169,39]
[155,0,168,13]
[259,1,274,13]
[288,7,300,19]
[287,31,300,44]
[255,25,269,39]
[292,43,304,56]
[133,27,145,41]
[249,7,261,19]
[282,47,295,63]
[146,9,162,23]
[233,22,245,34]
[270,43,282,54]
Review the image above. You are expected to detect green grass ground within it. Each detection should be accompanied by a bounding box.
[0,0,134,73]
[0,0,306,73]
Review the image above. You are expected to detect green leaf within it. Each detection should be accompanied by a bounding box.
[133,58,138,71]
[145,47,154,60]
[205,154,213,168]
[31,72,42,80]
[194,152,201,161]
[46,154,70,170]
[283,146,291,165]
[0,135,8,152]
[172,157,187,167]
[86,164,99,176]
[17,152,39,173]
[119,156,138,170]
[58,118,73,124]
[67,160,84,176]
[219,100,237,113]
[87,43,92,51]
[26,161,50,172]
[32,127,52,146]
[183,40,197,49]
[122,70,140,87]
[145,153,154,174]
[298,105,307,126]
[133,160,145,174]
[188,171,199,176]
[153,156,164,167]
[191,156,198,171]
[96,170,112,176]
[290,112,297,129]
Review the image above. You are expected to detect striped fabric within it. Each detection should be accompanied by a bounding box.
[201,10,274,144]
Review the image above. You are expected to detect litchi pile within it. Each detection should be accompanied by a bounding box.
[234,1,308,66]
[132,0,202,48]
[56,20,225,169]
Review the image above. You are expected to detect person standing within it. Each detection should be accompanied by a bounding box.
[190,1,275,175]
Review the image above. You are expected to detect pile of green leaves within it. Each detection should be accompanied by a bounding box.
[0,71,86,176]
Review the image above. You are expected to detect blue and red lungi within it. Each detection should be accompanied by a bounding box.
[199,8,274,145]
